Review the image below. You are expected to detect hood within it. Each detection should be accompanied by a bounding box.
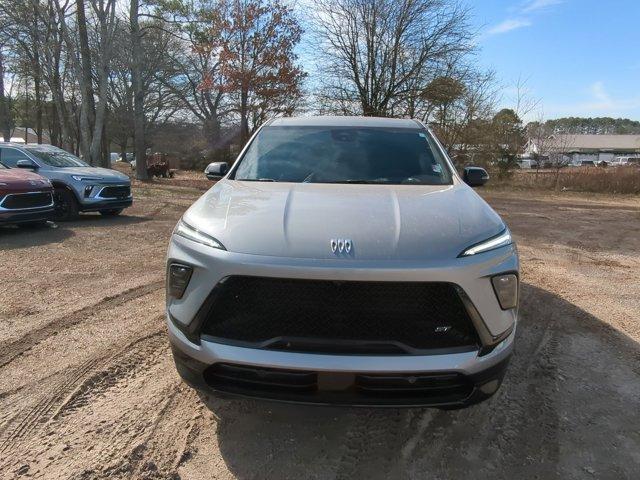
[0,168,51,194]
[184,180,505,261]
[58,167,129,182]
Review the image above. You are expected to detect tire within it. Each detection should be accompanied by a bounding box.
[53,188,79,221]
[99,209,123,217]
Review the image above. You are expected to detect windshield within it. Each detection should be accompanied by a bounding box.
[24,147,89,168]
[232,126,453,185]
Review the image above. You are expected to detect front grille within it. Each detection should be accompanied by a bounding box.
[203,363,474,406]
[1,191,52,210]
[99,185,130,199]
[199,276,479,353]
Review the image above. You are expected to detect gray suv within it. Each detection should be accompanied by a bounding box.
[0,143,132,220]
[166,116,518,408]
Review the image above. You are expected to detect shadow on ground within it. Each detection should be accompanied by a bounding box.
[0,222,74,250]
[0,214,149,251]
[198,283,640,479]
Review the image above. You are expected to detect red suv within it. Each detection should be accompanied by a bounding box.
[0,162,54,226]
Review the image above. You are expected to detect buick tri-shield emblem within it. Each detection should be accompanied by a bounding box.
[330,238,352,254]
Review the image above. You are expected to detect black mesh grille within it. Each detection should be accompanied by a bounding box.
[100,185,130,198]
[200,276,479,353]
[1,191,52,209]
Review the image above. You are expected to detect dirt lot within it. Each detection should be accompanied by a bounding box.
[1,181,639,479]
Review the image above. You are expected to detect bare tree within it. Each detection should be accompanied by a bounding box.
[0,46,12,141]
[130,0,147,179]
[547,133,576,190]
[312,0,473,117]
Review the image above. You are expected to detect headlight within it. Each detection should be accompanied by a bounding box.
[491,273,519,310]
[459,229,512,257]
[173,219,225,250]
[72,175,104,181]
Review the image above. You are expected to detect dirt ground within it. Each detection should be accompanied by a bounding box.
[1,181,639,479]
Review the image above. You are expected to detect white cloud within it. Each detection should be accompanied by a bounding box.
[487,0,563,37]
[521,0,564,14]
[487,18,532,35]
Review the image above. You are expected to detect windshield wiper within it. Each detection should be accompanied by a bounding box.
[334,179,387,184]
[238,178,276,182]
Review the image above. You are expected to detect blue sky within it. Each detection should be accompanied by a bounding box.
[473,0,640,120]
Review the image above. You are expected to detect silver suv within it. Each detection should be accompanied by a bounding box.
[0,144,132,220]
[166,116,518,408]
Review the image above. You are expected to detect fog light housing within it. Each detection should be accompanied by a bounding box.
[84,185,95,197]
[167,263,193,299]
[491,274,518,310]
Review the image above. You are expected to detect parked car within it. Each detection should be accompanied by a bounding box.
[516,159,537,169]
[0,144,132,220]
[570,159,596,167]
[166,116,518,409]
[0,161,54,227]
[612,156,640,166]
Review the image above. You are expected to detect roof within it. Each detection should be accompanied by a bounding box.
[269,116,421,129]
[0,142,52,148]
[554,134,640,151]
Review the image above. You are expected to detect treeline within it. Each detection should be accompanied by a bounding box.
[542,117,640,135]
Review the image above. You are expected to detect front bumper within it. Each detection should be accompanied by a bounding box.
[0,191,54,224]
[0,206,54,224]
[166,235,519,407]
[169,324,513,407]
[72,182,132,212]
[79,198,133,212]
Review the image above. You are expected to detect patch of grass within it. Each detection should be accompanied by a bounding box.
[488,167,640,194]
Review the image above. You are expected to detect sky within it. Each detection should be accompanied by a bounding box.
[473,0,640,121]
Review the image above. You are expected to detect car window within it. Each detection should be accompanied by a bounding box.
[23,147,89,168]
[232,126,453,185]
[0,147,31,167]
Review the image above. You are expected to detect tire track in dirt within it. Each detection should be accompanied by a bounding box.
[0,280,163,369]
[0,323,166,454]
[51,329,167,421]
[92,384,202,479]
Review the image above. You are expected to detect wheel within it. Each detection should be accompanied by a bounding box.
[53,188,79,221]
[99,209,123,217]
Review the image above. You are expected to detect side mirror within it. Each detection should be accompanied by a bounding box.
[205,162,228,180]
[16,159,37,170]
[463,166,489,187]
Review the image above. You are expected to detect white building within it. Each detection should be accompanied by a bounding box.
[527,134,640,164]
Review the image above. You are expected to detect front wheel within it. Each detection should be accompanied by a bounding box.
[99,209,123,217]
[53,188,79,221]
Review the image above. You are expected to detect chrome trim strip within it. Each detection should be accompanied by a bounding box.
[0,191,54,211]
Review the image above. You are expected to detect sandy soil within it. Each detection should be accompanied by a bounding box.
[0,182,639,479]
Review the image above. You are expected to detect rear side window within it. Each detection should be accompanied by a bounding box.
[0,148,31,167]
[232,126,453,185]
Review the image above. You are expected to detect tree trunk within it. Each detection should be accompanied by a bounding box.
[32,2,44,144]
[76,0,96,162]
[0,49,12,142]
[240,88,249,145]
[34,71,43,143]
[130,0,148,180]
